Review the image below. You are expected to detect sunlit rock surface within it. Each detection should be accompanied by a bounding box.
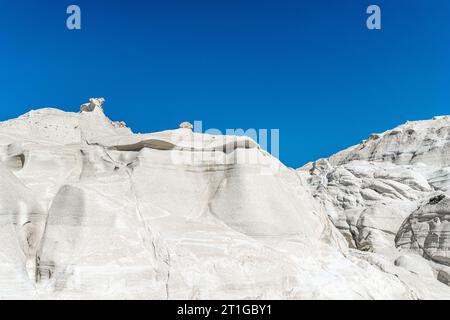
[1,101,450,299]
[300,115,450,296]
[396,194,450,266]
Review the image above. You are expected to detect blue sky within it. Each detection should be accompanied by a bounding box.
[0,1,449,167]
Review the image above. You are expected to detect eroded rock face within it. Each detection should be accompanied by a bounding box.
[301,159,431,251]
[297,115,450,292]
[1,104,450,299]
[1,103,424,300]
[326,116,450,168]
[396,195,450,266]
[301,116,450,255]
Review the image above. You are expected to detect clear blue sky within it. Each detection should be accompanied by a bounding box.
[0,0,449,167]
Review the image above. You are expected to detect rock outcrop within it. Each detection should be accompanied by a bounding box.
[396,194,450,266]
[80,98,105,112]
[1,101,450,299]
[300,115,450,291]
[179,121,193,130]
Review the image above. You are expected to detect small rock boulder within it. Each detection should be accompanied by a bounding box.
[179,121,193,130]
[80,98,105,112]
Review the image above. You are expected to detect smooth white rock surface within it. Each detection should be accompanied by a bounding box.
[1,102,450,299]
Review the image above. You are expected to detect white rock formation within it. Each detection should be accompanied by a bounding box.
[179,121,193,130]
[396,194,450,266]
[1,101,450,299]
[80,98,105,112]
[300,115,450,296]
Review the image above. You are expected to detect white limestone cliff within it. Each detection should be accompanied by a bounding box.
[300,115,450,296]
[1,99,450,299]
